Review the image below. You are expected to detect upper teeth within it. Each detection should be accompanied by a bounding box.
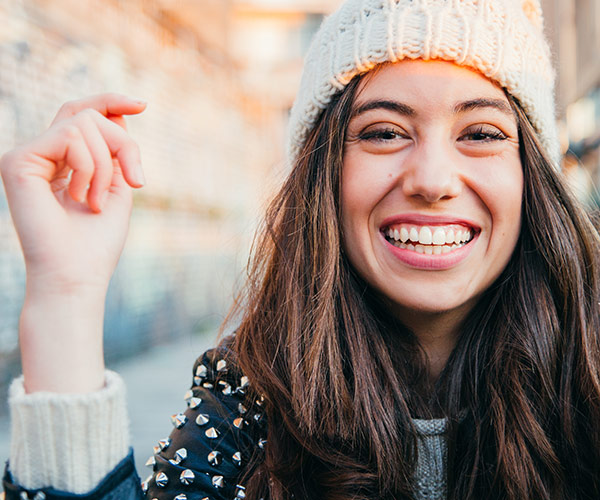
[385,225,473,245]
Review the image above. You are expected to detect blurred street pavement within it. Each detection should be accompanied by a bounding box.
[0,329,220,479]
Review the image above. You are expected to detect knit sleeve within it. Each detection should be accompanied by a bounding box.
[142,347,266,500]
[6,370,130,493]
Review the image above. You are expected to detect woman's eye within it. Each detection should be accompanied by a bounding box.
[359,127,408,142]
[459,125,507,142]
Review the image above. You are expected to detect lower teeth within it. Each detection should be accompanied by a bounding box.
[387,239,467,254]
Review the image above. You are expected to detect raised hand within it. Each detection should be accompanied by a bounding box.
[0,93,147,393]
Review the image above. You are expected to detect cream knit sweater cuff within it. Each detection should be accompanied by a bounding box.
[8,370,130,494]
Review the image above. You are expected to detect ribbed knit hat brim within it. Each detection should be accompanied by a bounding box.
[287,0,558,166]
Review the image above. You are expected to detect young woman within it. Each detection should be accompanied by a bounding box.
[3,0,600,499]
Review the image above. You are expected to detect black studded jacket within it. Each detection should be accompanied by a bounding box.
[3,346,267,500]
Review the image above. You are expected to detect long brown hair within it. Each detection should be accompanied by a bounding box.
[227,71,600,499]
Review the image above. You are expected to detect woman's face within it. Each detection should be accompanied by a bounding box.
[341,60,523,330]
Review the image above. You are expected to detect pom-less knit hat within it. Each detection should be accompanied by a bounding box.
[287,0,559,166]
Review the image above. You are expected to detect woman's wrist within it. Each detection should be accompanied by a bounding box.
[19,289,107,394]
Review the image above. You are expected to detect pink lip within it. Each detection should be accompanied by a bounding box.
[379,213,481,270]
[380,213,480,230]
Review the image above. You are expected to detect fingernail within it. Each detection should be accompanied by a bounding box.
[135,165,146,186]
[131,98,147,106]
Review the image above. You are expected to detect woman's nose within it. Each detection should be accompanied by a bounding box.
[400,140,462,203]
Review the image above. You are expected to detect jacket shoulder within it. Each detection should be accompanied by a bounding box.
[143,341,267,500]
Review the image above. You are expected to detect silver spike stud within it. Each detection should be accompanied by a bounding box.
[256,395,265,406]
[20,493,28,500]
[232,451,242,467]
[171,413,188,429]
[235,485,247,499]
[239,376,249,389]
[238,403,248,414]
[212,475,225,488]
[219,381,232,396]
[233,417,245,429]
[34,493,47,500]
[183,390,194,402]
[258,438,267,449]
[196,413,210,426]
[155,472,169,488]
[174,495,188,500]
[193,376,202,386]
[169,447,188,465]
[145,455,156,467]
[253,413,263,423]
[208,450,222,466]
[189,397,202,409]
[216,359,227,372]
[141,474,152,493]
[205,427,220,439]
[180,469,195,485]
[202,382,214,390]
[153,445,161,454]
[158,438,171,451]
[196,364,208,378]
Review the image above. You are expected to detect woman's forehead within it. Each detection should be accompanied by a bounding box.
[355,59,509,108]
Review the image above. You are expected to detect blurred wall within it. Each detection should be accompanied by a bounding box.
[0,0,333,413]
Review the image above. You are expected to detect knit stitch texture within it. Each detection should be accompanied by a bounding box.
[287,0,558,166]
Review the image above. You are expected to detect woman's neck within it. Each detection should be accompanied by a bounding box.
[394,305,470,382]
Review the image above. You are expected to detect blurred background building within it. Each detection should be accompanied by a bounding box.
[0,0,599,466]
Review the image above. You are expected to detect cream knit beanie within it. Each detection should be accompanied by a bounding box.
[287,0,559,166]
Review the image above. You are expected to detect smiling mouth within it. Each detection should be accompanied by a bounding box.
[382,223,476,255]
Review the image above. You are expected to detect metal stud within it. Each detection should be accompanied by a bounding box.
[174,495,188,500]
[180,469,195,485]
[256,395,265,406]
[212,475,225,488]
[216,359,227,372]
[155,472,169,487]
[19,493,28,500]
[189,397,202,409]
[208,450,222,466]
[183,390,194,402]
[238,403,248,414]
[196,413,210,426]
[145,455,156,467]
[258,438,267,449]
[232,451,242,467]
[253,413,263,423]
[196,364,208,378]
[239,376,249,389]
[171,413,188,429]
[34,493,46,500]
[193,376,202,386]
[233,417,245,429]
[235,485,247,499]
[153,445,161,454]
[218,381,232,396]
[158,438,171,451]
[169,447,188,465]
[205,427,220,439]
[202,382,214,389]
[142,474,152,493]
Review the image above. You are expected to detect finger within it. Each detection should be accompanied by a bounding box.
[87,111,145,189]
[52,93,146,126]
[61,126,95,203]
[75,110,115,212]
[107,115,127,131]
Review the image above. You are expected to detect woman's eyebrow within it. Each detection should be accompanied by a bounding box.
[454,98,514,116]
[350,97,514,119]
[351,99,416,118]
